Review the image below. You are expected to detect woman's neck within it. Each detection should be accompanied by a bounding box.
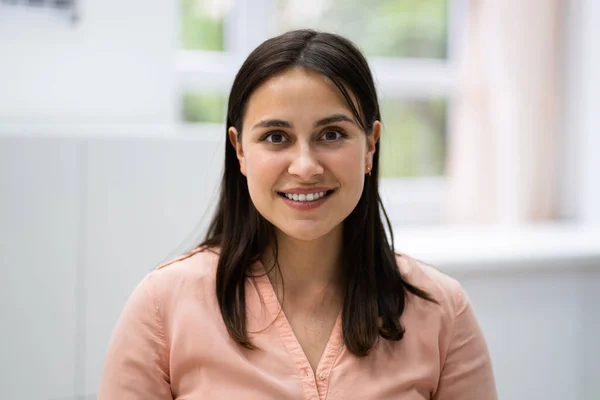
[262,224,344,300]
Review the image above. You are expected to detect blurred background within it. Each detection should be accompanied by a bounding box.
[0,0,599,399]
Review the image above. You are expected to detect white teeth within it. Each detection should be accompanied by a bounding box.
[284,191,329,202]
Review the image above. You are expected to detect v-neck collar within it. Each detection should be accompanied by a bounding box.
[252,260,345,399]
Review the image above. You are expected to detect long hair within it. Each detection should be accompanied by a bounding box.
[199,29,436,356]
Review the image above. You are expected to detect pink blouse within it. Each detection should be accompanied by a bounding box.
[99,248,497,399]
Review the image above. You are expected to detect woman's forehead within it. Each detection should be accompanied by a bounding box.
[243,67,361,124]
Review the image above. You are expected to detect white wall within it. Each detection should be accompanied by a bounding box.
[458,267,599,400]
[0,138,81,400]
[0,0,177,125]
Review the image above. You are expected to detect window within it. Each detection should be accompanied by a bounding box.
[177,0,466,225]
[274,0,448,59]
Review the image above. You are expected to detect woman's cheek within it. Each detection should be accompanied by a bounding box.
[334,148,364,181]
[246,151,283,188]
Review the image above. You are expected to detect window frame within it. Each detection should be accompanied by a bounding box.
[560,0,600,224]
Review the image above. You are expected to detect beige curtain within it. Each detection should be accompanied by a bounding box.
[446,0,564,224]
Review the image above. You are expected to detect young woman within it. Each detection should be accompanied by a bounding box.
[99,30,497,399]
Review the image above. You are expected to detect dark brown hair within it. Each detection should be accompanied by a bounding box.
[198,29,436,356]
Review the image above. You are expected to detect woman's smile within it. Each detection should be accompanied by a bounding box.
[277,188,337,210]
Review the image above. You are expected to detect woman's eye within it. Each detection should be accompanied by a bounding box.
[321,130,345,141]
[264,132,288,144]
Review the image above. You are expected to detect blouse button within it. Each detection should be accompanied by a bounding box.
[317,372,327,380]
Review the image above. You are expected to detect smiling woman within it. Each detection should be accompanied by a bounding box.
[99,30,497,400]
[228,67,377,242]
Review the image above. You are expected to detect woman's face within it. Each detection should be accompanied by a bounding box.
[229,67,380,242]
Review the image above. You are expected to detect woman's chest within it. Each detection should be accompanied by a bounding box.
[167,317,440,400]
[165,276,443,399]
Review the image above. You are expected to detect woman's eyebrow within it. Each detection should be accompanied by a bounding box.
[251,113,355,131]
[314,114,355,127]
[252,119,293,130]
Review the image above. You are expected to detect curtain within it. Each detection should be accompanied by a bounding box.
[446,0,565,224]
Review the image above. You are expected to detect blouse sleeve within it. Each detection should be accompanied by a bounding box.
[433,286,498,400]
[98,274,172,400]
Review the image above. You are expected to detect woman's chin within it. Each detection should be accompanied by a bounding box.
[276,222,341,243]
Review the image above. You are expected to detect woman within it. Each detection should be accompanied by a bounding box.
[99,30,497,399]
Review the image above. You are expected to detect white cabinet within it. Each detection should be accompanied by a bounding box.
[0,137,80,400]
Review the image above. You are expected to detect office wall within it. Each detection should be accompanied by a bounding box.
[0,0,176,125]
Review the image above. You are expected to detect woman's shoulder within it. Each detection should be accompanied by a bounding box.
[155,245,219,276]
[156,245,220,274]
[143,246,221,302]
[395,253,465,316]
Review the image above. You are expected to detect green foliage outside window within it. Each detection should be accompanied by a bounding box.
[276,0,447,59]
[182,92,226,123]
[379,99,446,177]
[181,0,225,51]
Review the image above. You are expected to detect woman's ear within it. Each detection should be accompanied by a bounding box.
[228,127,247,176]
[366,121,381,168]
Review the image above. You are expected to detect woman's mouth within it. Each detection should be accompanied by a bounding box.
[277,189,335,202]
[276,189,336,210]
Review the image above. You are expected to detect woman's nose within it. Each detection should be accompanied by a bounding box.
[287,144,324,181]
